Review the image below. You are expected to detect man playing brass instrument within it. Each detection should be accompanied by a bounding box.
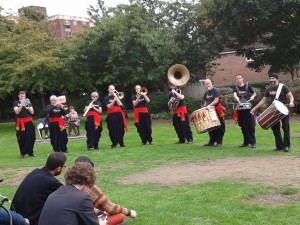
[104,85,127,148]
[13,91,36,159]
[47,95,68,152]
[131,85,153,145]
[168,84,193,144]
[84,92,103,151]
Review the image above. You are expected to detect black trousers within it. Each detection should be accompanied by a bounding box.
[208,117,225,145]
[85,117,102,149]
[238,109,256,145]
[106,112,125,146]
[16,121,36,155]
[271,115,290,149]
[135,112,152,144]
[49,122,68,152]
[172,113,193,143]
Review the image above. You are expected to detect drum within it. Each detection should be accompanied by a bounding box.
[190,106,221,134]
[236,102,252,110]
[256,100,289,130]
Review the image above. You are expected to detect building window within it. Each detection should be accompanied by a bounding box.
[65,30,72,38]
[82,21,86,26]
[73,20,77,26]
[65,20,70,25]
[64,24,70,29]
[246,57,254,62]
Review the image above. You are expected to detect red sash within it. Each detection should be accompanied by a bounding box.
[232,109,238,122]
[107,106,128,132]
[86,111,101,129]
[133,107,148,123]
[215,104,225,118]
[173,106,187,121]
[16,117,32,131]
[49,117,65,131]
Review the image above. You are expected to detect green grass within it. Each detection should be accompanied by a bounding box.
[1,117,300,225]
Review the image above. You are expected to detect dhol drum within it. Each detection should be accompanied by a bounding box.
[236,102,252,110]
[190,106,221,134]
[256,100,289,130]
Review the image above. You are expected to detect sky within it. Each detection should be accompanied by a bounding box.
[0,0,129,18]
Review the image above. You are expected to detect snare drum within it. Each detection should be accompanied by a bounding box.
[256,100,289,130]
[236,102,252,110]
[190,106,221,134]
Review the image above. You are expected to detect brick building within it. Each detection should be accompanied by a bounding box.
[209,50,292,86]
[48,15,93,39]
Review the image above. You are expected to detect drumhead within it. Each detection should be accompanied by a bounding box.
[274,100,289,115]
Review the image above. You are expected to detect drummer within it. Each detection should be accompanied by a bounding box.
[233,74,257,148]
[250,73,294,152]
[203,79,225,147]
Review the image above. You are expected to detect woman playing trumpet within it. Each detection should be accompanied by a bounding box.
[84,92,102,151]
[131,85,153,145]
[47,95,68,152]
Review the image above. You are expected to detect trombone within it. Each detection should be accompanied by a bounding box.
[113,90,124,106]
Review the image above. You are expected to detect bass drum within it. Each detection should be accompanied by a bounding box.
[190,106,221,134]
[256,100,289,130]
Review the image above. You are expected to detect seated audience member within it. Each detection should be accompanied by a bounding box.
[0,208,30,225]
[75,156,137,225]
[11,152,67,225]
[37,118,49,139]
[38,163,100,225]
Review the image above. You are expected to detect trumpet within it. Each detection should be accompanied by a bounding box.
[113,90,124,106]
[140,87,148,95]
[61,105,68,110]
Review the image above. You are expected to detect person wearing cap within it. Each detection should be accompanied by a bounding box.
[168,83,193,144]
[84,92,103,151]
[251,73,294,152]
[75,156,137,225]
[13,90,36,159]
[11,152,67,225]
[66,106,79,136]
[47,95,68,152]
[131,85,153,145]
[104,85,128,148]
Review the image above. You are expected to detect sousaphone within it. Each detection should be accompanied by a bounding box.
[167,64,190,111]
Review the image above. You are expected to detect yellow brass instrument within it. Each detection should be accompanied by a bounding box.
[62,105,68,110]
[167,64,190,111]
[140,87,148,95]
[113,90,124,106]
[83,100,95,117]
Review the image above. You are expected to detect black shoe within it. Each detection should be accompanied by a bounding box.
[120,144,126,147]
[187,140,193,144]
[20,154,24,159]
[175,141,185,144]
[29,154,36,157]
[251,144,256,148]
[94,147,99,150]
[215,144,222,147]
[273,148,283,151]
[284,147,290,152]
[111,145,116,149]
[204,143,214,146]
[239,144,249,147]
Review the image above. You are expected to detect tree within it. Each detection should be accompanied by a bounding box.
[200,0,300,79]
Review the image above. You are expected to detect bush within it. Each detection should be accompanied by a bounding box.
[147,92,169,114]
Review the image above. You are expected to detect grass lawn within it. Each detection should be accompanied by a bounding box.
[0,115,300,225]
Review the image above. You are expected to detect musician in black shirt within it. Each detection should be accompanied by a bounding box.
[13,91,36,159]
[251,73,294,152]
[233,74,257,148]
[47,95,68,152]
[168,84,193,144]
[84,92,103,151]
[132,85,153,145]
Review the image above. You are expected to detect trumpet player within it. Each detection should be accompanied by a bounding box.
[13,91,36,159]
[47,95,68,152]
[132,85,153,145]
[104,85,128,148]
[168,84,193,144]
[84,92,103,151]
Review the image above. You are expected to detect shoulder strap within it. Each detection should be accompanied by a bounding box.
[275,83,284,101]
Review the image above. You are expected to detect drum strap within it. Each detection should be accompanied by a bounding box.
[274,83,284,101]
